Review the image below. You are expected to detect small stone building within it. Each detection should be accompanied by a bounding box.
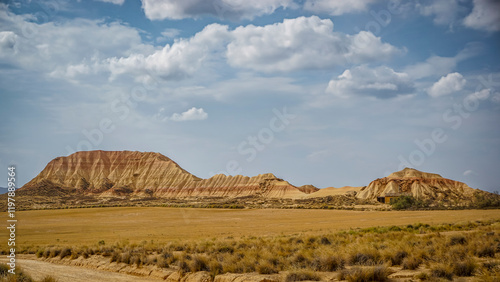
[377,193,400,204]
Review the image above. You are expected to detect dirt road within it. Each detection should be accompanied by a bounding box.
[0,257,162,282]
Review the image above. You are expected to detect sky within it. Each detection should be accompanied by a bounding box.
[0,0,499,192]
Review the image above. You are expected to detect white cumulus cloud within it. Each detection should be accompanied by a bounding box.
[326,65,414,99]
[0,31,17,56]
[95,0,125,5]
[417,0,465,28]
[427,72,466,97]
[463,0,500,32]
[106,23,230,80]
[404,43,482,79]
[227,16,403,72]
[170,107,208,122]
[141,0,293,21]
[304,0,376,15]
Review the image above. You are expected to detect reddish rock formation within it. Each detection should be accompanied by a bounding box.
[296,185,320,194]
[21,150,305,199]
[356,168,476,201]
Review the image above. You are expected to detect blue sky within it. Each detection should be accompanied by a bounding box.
[1,0,499,192]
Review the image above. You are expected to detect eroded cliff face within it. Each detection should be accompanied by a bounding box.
[356,168,476,201]
[21,150,305,199]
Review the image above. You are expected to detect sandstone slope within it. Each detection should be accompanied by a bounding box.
[20,150,305,199]
[356,168,476,202]
[304,186,363,198]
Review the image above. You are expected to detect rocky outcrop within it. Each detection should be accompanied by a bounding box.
[20,150,306,199]
[356,168,476,201]
[296,184,320,194]
[305,186,363,198]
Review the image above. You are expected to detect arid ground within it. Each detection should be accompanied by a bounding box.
[2,207,500,247]
[2,208,500,281]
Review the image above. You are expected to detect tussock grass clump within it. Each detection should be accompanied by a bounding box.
[0,263,35,282]
[452,259,476,276]
[482,261,499,272]
[338,266,392,282]
[41,275,58,282]
[59,247,72,259]
[285,270,321,282]
[448,234,467,246]
[414,272,430,280]
[256,261,279,274]
[189,255,209,272]
[430,264,453,280]
[475,244,495,258]
[349,250,380,266]
[311,255,344,271]
[49,248,61,258]
[401,256,422,270]
[389,250,408,266]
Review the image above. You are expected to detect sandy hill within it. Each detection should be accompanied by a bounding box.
[304,186,363,198]
[356,168,476,202]
[20,150,306,199]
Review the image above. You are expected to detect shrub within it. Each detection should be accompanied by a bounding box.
[414,272,430,280]
[390,251,408,266]
[36,249,44,258]
[320,236,331,245]
[476,245,495,258]
[390,196,427,210]
[482,261,499,271]
[217,245,234,254]
[402,256,422,270]
[0,264,9,275]
[189,256,209,272]
[49,248,61,258]
[178,259,190,274]
[70,251,80,260]
[256,261,279,274]
[59,248,72,259]
[110,252,120,263]
[157,256,169,268]
[209,261,223,277]
[430,264,453,280]
[452,260,476,276]
[448,235,467,246]
[338,266,391,282]
[41,276,58,282]
[312,256,344,271]
[0,264,34,282]
[116,252,129,264]
[349,251,379,266]
[285,270,321,282]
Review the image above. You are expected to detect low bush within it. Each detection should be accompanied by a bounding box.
[190,256,209,272]
[256,261,279,274]
[476,244,495,258]
[390,250,408,266]
[448,234,467,246]
[311,256,344,271]
[59,248,72,259]
[338,266,391,282]
[349,251,379,266]
[452,260,476,276]
[401,256,422,270]
[390,196,427,210]
[41,276,58,282]
[285,270,321,282]
[430,264,453,280]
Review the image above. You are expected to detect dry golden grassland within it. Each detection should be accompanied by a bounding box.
[1,208,500,281]
[2,207,500,247]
